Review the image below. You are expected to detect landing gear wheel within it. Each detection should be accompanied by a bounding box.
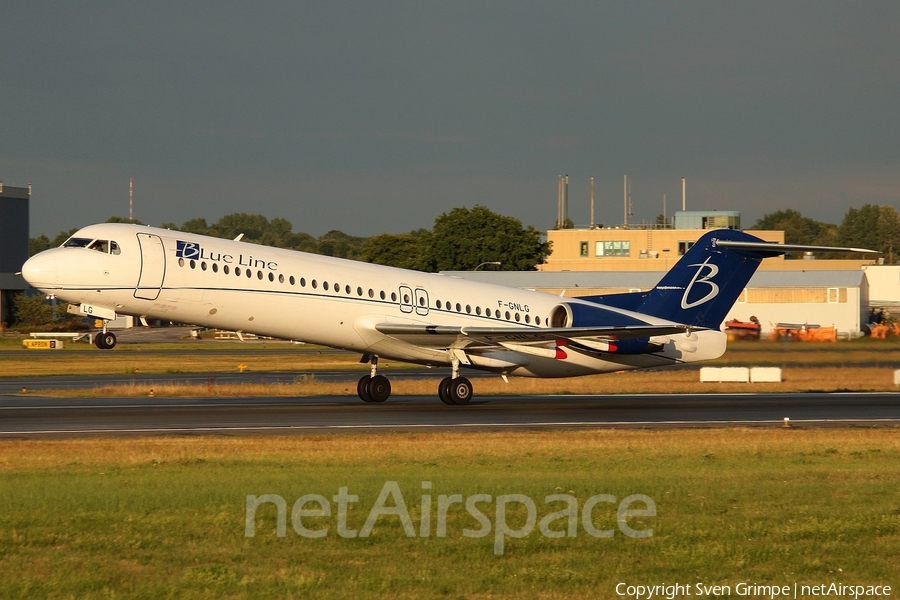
[95,331,116,350]
[438,377,455,405]
[357,375,375,402]
[449,377,473,405]
[367,375,391,403]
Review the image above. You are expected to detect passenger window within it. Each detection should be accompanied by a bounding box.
[224,265,230,274]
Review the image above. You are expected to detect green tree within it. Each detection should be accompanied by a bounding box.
[106,216,144,225]
[749,209,838,247]
[428,205,550,271]
[29,228,78,256]
[29,234,51,256]
[317,230,366,259]
[178,218,213,236]
[359,230,432,271]
[210,213,272,242]
[837,204,900,261]
[12,293,58,328]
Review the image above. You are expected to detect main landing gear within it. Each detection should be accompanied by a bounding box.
[437,356,472,405]
[357,357,392,403]
[437,376,472,405]
[356,355,474,405]
[93,322,117,350]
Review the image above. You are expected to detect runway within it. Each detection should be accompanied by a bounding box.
[1,390,898,437]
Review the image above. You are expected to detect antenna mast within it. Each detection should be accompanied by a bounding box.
[129,178,134,221]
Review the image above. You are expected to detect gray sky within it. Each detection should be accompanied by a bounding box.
[2,2,899,238]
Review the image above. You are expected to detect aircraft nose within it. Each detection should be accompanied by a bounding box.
[21,254,59,289]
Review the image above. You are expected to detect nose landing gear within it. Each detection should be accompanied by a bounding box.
[94,322,117,350]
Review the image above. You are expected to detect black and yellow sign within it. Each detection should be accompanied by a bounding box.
[23,339,63,349]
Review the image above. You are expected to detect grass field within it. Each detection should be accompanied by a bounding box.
[0,430,898,598]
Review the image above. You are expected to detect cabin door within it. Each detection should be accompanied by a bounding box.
[134,233,166,300]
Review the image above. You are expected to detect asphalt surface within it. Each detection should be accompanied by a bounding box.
[1,390,898,437]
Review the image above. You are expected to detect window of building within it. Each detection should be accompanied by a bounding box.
[595,241,631,257]
[678,241,695,256]
[580,241,589,257]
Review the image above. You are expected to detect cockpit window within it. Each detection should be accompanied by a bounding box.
[89,240,110,253]
[62,238,122,254]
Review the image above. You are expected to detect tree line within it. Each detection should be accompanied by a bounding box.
[748,204,900,261]
[29,206,552,272]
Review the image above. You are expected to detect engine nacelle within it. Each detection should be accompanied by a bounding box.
[549,302,666,355]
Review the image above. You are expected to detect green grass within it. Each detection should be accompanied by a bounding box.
[1,430,898,598]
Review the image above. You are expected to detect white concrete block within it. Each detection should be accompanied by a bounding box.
[750,367,782,383]
[894,370,900,386]
[700,367,750,383]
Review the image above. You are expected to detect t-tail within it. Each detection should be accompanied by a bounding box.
[588,229,877,330]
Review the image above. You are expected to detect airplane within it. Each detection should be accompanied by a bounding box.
[20,223,875,405]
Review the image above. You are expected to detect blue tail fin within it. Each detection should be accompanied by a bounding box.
[632,229,773,328]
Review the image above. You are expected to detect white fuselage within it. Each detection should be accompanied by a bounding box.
[22,224,726,378]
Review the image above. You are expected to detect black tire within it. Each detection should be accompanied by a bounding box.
[101,332,117,349]
[438,377,455,405]
[357,375,374,402]
[449,377,473,405]
[95,332,116,350]
[367,375,391,403]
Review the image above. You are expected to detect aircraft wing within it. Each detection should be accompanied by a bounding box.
[374,322,691,349]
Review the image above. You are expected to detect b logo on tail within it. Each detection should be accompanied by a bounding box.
[681,258,720,309]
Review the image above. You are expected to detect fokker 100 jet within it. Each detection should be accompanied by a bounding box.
[20,223,873,404]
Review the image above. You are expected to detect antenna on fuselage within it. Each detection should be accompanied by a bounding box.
[234,233,244,242]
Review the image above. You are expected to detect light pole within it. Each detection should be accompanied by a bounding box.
[474,261,501,271]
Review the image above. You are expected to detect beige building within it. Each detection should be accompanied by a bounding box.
[540,225,874,272]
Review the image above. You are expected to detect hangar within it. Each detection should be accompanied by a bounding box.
[0,183,30,328]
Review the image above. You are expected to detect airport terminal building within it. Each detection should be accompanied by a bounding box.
[0,183,30,327]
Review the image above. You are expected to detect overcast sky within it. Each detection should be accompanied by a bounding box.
[2,2,898,238]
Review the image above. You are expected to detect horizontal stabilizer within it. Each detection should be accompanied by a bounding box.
[715,240,878,255]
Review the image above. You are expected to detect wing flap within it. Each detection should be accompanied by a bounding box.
[374,322,692,348]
